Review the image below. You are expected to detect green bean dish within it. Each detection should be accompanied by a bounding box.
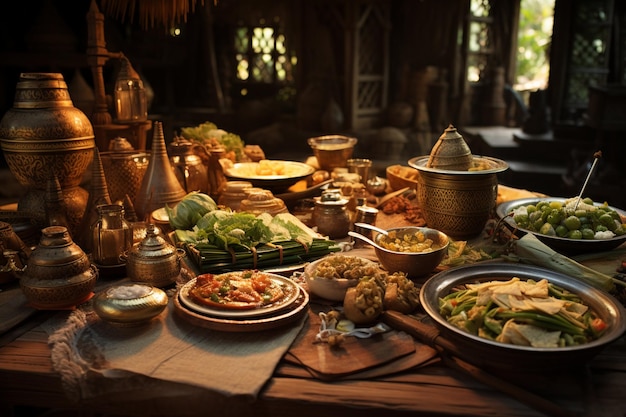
[439,277,608,348]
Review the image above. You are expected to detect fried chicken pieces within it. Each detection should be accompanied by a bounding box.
[342,272,420,324]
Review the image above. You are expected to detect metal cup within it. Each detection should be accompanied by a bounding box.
[347,158,372,184]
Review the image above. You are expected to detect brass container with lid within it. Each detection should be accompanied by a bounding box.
[20,226,97,309]
[313,190,351,239]
[125,223,184,288]
[409,124,509,239]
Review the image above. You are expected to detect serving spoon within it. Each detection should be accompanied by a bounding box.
[353,222,389,236]
[348,230,390,252]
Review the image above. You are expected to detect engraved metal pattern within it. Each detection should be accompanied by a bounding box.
[417,171,498,239]
[20,265,97,309]
[0,73,95,191]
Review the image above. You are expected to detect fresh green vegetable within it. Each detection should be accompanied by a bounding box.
[513,233,623,291]
[179,122,246,161]
[510,197,625,240]
[165,192,217,230]
[173,209,340,272]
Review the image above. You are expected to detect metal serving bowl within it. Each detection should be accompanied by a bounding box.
[307,135,357,172]
[496,197,626,255]
[420,262,626,371]
[371,226,449,279]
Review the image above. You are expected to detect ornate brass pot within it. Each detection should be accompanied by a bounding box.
[20,226,97,309]
[0,73,95,189]
[124,224,184,288]
[409,155,508,239]
[0,73,94,225]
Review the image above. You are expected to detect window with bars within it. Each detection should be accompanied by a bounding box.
[466,0,494,83]
[233,23,294,85]
[560,0,614,122]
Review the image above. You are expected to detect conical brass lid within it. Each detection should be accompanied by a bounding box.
[135,121,187,221]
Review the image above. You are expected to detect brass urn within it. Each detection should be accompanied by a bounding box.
[0,73,95,226]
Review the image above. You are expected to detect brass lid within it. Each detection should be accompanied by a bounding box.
[130,224,176,259]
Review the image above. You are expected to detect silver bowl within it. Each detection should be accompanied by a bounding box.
[420,262,626,371]
[496,197,626,254]
[372,226,449,279]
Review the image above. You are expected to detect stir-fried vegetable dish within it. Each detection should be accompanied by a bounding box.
[439,277,608,348]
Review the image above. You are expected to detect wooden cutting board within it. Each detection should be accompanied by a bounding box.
[286,307,427,379]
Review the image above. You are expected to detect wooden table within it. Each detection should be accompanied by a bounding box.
[1,196,626,417]
[1,311,626,417]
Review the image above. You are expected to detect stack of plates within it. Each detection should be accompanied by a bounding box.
[174,273,309,332]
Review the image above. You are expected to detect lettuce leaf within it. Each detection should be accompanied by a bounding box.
[176,209,319,251]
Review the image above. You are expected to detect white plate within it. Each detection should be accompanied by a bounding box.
[179,273,301,318]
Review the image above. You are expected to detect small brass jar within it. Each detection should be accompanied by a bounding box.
[125,224,184,288]
[20,226,97,309]
[313,191,351,239]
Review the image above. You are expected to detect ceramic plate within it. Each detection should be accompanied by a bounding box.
[174,286,309,332]
[179,273,301,318]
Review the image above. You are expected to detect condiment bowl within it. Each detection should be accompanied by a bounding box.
[420,262,626,371]
[93,283,168,326]
[386,165,419,191]
[352,226,449,279]
[303,254,383,301]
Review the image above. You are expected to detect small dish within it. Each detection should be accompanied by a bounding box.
[93,283,168,326]
[303,255,382,301]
